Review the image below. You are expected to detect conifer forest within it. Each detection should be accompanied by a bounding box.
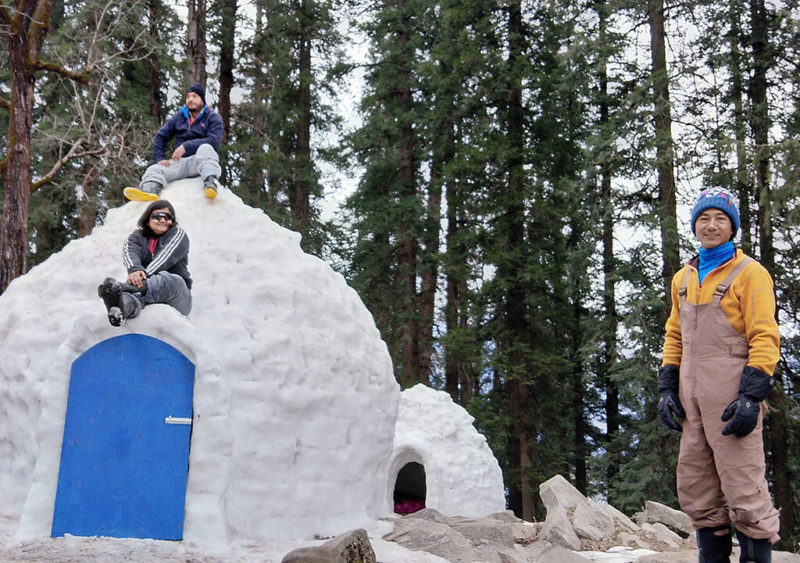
[2,0,799,550]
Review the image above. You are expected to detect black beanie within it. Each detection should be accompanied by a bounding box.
[186,83,206,105]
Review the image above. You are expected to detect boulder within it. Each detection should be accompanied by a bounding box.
[644,501,694,537]
[450,518,515,547]
[282,529,376,563]
[539,474,615,546]
[383,517,479,562]
[523,540,589,562]
[539,504,581,551]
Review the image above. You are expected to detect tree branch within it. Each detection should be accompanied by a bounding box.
[0,95,9,110]
[35,60,91,83]
[31,141,106,191]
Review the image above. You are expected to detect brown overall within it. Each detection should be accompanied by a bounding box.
[675,257,780,541]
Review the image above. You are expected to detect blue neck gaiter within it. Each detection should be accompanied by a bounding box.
[698,241,735,285]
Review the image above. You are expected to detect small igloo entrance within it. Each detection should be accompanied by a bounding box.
[393,461,426,514]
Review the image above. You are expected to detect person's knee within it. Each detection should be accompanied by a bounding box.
[196,143,219,161]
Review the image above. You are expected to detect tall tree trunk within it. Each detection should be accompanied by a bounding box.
[647,0,680,311]
[187,0,207,86]
[218,0,236,145]
[597,0,620,500]
[148,0,162,120]
[747,0,794,548]
[504,0,534,521]
[395,0,422,388]
[728,2,751,253]
[292,0,312,235]
[0,0,56,293]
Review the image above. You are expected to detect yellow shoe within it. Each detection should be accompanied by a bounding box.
[203,176,218,199]
[123,187,159,202]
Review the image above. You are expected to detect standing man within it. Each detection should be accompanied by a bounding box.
[657,187,780,562]
[124,83,223,201]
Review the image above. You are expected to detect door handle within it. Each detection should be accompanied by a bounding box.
[164,416,192,425]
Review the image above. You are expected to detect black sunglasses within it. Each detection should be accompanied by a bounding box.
[150,212,174,222]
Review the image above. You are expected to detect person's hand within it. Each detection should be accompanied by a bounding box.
[127,270,147,288]
[657,364,685,432]
[721,366,776,437]
[158,159,172,166]
[171,145,186,161]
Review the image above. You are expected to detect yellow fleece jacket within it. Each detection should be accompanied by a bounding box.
[662,249,779,375]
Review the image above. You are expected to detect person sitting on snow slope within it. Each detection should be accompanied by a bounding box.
[124,83,222,201]
[98,200,192,326]
[657,186,780,563]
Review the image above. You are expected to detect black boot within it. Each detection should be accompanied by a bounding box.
[735,529,771,563]
[119,280,147,295]
[697,525,733,563]
[97,277,124,327]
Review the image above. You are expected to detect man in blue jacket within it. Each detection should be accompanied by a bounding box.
[124,83,223,201]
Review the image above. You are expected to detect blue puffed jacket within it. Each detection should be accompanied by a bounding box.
[152,105,223,162]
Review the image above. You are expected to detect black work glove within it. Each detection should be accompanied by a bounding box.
[721,366,776,437]
[657,364,685,432]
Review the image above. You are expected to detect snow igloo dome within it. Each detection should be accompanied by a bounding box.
[0,178,506,546]
[0,179,399,543]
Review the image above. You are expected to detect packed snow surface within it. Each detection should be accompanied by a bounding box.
[0,179,509,560]
[0,179,399,544]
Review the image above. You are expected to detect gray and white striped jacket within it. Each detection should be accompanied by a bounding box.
[122,225,192,289]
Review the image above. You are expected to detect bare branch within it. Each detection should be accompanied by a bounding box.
[0,95,9,110]
[31,139,108,191]
[35,60,90,83]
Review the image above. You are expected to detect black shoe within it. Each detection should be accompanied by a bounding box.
[203,175,217,199]
[98,278,124,326]
[119,280,147,295]
[107,306,125,327]
[698,525,733,563]
[735,529,772,563]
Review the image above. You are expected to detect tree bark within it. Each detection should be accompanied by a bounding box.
[0,0,56,293]
[747,0,794,548]
[597,0,620,500]
[292,0,312,235]
[394,0,422,388]
[218,0,236,146]
[647,0,680,311]
[503,0,535,521]
[148,0,162,120]
[187,0,207,86]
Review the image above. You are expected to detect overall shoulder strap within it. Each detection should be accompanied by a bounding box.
[712,256,754,304]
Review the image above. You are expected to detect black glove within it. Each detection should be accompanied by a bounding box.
[657,364,685,432]
[721,366,776,437]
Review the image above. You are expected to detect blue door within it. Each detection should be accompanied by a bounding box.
[52,334,195,540]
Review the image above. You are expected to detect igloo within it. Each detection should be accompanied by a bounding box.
[0,179,505,545]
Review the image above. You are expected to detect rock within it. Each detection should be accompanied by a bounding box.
[282,529,376,563]
[523,540,588,562]
[510,521,539,545]
[487,510,523,523]
[539,504,581,551]
[539,474,615,545]
[572,500,616,541]
[402,508,455,525]
[450,517,515,547]
[598,501,640,532]
[383,517,480,562]
[475,542,528,563]
[644,501,694,537]
[538,474,590,512]
[636,551,698,563]
[642,522,683,548]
